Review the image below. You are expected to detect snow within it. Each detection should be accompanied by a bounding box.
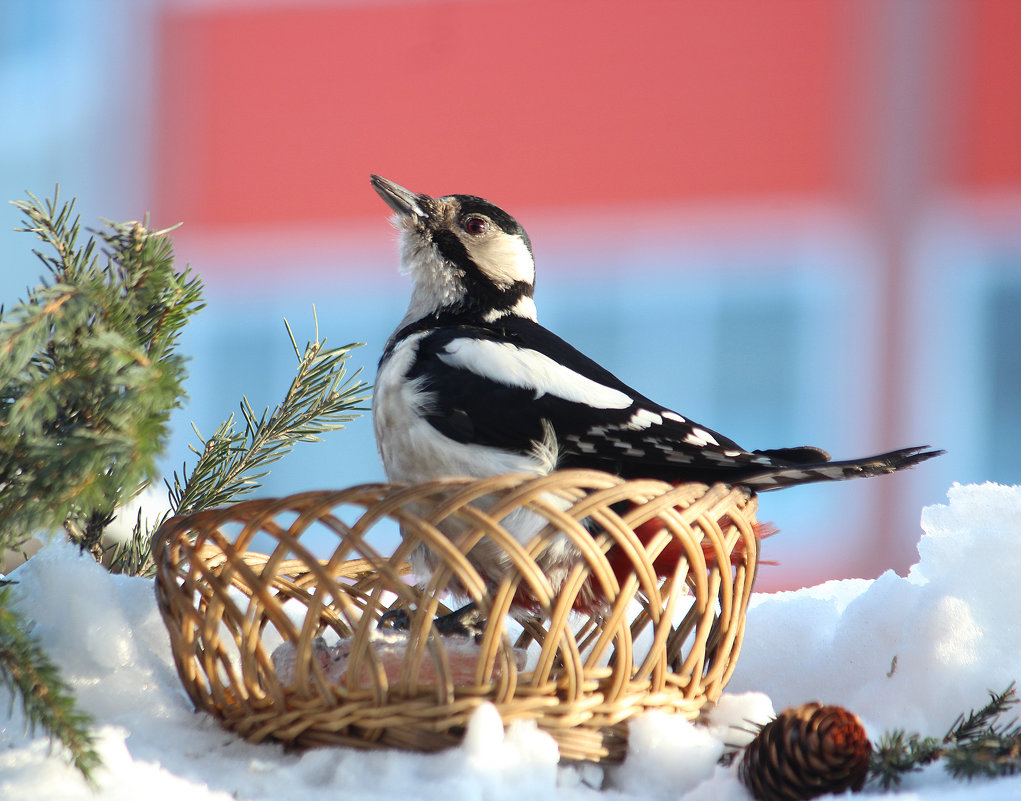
[4,483,1021,800]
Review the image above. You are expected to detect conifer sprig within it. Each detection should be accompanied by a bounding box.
[168,314,368,516]
[0,190,203,554]
[108,315,369,575]
[0,584,101,784]
[2,190,369,784]
[870,729,943,789]
[0,190,206,782]
[870,683,1020,788]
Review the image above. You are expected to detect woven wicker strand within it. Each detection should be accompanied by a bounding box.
[154,469,759,762]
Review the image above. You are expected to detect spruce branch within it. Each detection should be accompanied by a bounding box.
[943,734,1021,779]
[942,683,1021,780]
[168,313,368,516]
[1,189,203,556]
[870,682,1021,789]
[870,729,943,789]
[945,682,1018,745]
[104,510,158,577]
[0,188,204,785]
[103,321,369,575]
[2,190,370,789]
[0,585,101,784]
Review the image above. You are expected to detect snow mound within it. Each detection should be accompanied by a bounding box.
[728,482,1021,738]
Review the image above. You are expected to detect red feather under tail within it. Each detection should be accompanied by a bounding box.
[609,516,777,582]
[502,513,777,616]
[574,516,777,615]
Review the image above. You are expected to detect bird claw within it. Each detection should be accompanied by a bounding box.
[434,603,487,638]
[375,603,487,640]
[377,607,411,631]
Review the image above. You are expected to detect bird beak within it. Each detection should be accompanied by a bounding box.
[370,175,431,220]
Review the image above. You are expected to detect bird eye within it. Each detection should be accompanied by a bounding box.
[463,216,489,235]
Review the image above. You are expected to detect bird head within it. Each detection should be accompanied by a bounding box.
[370,175,536,324]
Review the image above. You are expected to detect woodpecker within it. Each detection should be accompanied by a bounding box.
[370,175,941,625]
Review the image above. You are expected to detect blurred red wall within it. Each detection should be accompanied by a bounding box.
[156,0,846,227]
[156,0,1020,230]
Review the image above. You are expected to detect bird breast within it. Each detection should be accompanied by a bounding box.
[373,333,547,485]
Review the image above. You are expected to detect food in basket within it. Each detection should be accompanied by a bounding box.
[271,629,528,688]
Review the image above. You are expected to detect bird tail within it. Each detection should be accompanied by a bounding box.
[740,445,944,491]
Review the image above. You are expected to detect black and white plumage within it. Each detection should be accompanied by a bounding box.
[370,175,942,619]
[371,174,940,499]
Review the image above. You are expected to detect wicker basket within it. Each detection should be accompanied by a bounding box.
[154,469,759,762]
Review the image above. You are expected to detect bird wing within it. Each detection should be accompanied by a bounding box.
[404,319,943,488]
[405,320,783,483]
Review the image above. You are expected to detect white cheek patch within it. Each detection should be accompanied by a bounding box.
[468,234,535,288]
[439,339,633,409]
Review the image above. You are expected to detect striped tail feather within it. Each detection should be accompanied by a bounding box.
[740,445,944,491]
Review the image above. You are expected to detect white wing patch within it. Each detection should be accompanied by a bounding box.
[663,411,686,424]
[374,334,551,485]
[439,339,633,409]
[683,427,720,447]
[627,409,663,430]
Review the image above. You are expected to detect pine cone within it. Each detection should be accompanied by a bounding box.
[738,702,872,801]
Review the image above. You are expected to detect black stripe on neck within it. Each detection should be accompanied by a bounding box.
[381,302,532,365]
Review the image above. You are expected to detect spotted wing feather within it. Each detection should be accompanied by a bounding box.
[403,316,943,488]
